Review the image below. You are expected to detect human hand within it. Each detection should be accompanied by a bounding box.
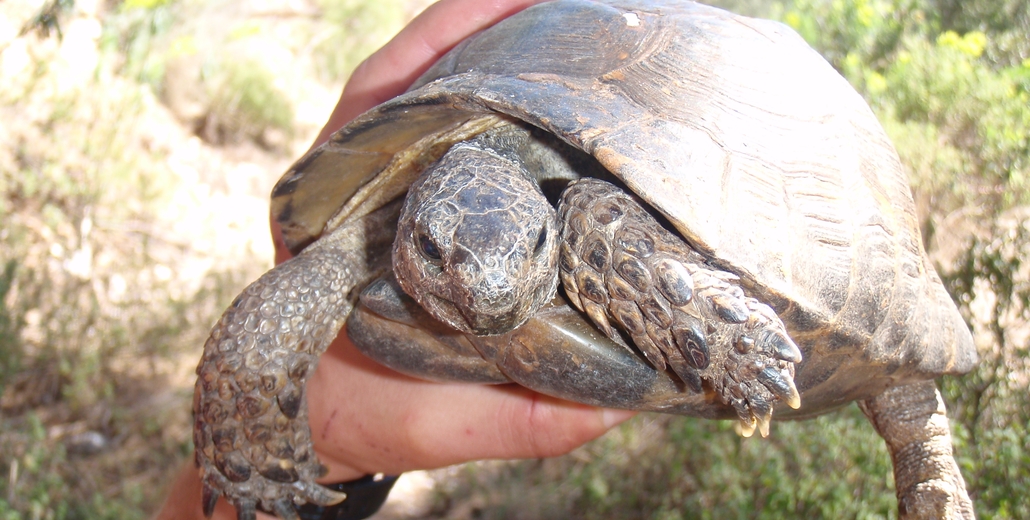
[157,1,636,518]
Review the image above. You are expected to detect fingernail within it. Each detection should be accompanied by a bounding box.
[601,408,637,429]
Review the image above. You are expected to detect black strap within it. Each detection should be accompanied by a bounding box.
[293,474,400,520]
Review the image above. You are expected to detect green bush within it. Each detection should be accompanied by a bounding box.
[441,408,898,519]
[782,0,1030,215]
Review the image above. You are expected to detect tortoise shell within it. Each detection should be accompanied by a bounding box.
[270,0,975,415]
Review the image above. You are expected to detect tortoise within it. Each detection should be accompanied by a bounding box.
[192,0,979,518]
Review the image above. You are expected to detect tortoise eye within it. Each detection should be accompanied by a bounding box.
[418,233,441,261]
[533,226,548,256]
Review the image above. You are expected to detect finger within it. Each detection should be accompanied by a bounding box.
[305,332,637,480]
[310,0,548,148]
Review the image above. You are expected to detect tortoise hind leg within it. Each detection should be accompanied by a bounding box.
[859,380,975,519]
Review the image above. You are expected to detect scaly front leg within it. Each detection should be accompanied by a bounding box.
[193,202,398,519]
[559,178,802,436]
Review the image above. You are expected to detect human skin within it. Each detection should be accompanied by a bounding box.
[155,1,636,518]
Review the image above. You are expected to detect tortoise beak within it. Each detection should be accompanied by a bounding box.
[459,305,528,336]
[456,273,530,335]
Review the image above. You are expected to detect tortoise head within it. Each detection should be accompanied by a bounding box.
[393,140,560,335]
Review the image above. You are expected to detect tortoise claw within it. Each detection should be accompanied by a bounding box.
[705,297,801,435]
[748,394,774,437]
[201,483,220,518]
[761,329,802,364]
[736,416,757,438]
[755,406,773,438]
[200,471,346,519]
[758,366,801,409]
[298,481,348,506]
